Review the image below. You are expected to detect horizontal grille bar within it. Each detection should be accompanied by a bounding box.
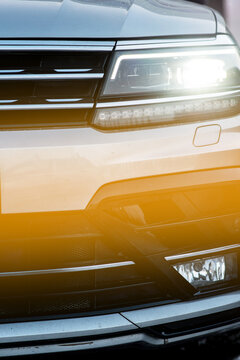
[165,244,240,262]
[0,41,115,51]
[0,70,23,74]
[54,68,92,73]
[0,46,112,52]
[0,103,94,110]
[0,45,110,127]
[0,261,135,277]
[0,73,104,81]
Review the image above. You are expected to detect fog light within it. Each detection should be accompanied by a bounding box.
[173,253,238,290]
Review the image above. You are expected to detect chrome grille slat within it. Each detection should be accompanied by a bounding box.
[0,40,115,52]
[0,73,104,81]
[54,68,93,73]
[0,103,94,110]
[0,69,24,74]
[0,99,17,103]
[165,244,240,262]
[0,261,135,277]
[0,43,111,127]
[0,46,112,52]
[46,98,82,103]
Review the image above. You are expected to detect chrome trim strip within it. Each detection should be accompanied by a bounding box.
[165,244,240,262]
[0,261,134,277]
[0,45,113,52]
[0,46,113,52]
[0,314,136,344]
[0,40,115,47]
[97,89,240,108]
[122,291,240,328]
[0,41,114,52]
[46,98,83,103]
[0,70,24,74]
[0,100,17,104]
[54,68,93,73]
[116,35,235,50]
[0,103,94,110]
[0,73,103,80]
[0,46,112,52]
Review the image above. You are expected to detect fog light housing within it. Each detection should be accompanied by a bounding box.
[173,253,238,290]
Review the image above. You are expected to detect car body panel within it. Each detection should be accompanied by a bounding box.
[0,115,239,214]
[0,313,136,344]
[0,0,239,356]
[0,0,217,39]
[122,290,240,327]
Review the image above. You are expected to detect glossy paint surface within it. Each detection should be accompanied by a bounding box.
[0,0,216,39]
[0,114,239,214]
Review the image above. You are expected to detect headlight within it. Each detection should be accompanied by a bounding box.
[103,47,240,96]
[94,46,240,129]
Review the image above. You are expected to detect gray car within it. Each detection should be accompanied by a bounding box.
[0,0,239,357]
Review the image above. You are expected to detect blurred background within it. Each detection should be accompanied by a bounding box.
[190,0,240,44]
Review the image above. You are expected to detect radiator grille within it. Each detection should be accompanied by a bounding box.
[0,47,111,128]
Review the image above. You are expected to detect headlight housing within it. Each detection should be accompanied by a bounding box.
[103,47,240,96]
[94,46,240,129]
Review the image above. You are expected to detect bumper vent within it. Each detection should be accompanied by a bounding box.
[0,43,112,128]
[148,308,240,338]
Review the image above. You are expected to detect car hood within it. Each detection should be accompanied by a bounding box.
[0,0,217,39]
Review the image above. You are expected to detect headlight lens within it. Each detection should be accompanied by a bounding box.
[103,47,240,96]
[94,46,240,129]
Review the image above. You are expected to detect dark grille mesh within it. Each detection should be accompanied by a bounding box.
[0,50,110,128]
[0,211,166,321]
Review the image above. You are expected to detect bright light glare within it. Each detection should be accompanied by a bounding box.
[110,48,236,80]
[104,47,240,96]
[179,59,227,89]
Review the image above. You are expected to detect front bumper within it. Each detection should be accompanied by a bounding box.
[0,87,239,355]
[0,291,239,357]
[0,114,239,214]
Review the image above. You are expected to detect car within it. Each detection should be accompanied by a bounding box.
[0,0,239,357]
